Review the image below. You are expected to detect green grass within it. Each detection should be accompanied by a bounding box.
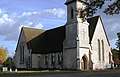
[0,69,120,76]
[0,70,81,77]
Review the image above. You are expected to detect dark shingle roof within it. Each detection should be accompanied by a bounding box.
[27,26,65,54]
[87,16,99,43]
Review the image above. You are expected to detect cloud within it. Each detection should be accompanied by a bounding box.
[102,15,120,41]
[0,13,15,36]
[109,38,117,48]
[34,23,44,29]
[0,8,43,41]
[19,11,41,21]
[0,8,66,41]
[0,8,6,15]
[44,8,65,18]
[19,22,34,30]
[110,23,120,32]
[21,12,39,17]
[0,14,14,25]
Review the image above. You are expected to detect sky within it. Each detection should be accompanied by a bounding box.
[0,0,119,57]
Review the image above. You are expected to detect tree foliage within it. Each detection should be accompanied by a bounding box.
[104,0,120,15]
[84,0,120,17]
[112,48,119,60]
[3,57,14,68]
[116,33,120,51]
[0,47,7,63]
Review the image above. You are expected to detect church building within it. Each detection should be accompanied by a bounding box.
[14,0,113,70]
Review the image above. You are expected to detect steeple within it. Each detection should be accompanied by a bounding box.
[65,0,88,23]
[63,0,90,70]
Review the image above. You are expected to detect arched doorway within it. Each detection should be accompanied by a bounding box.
[81,54,88,70]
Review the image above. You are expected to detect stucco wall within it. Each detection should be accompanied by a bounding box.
[63,6,78,69]
[15,30,30,69]
[63,48,77,69]
[91,18,112,70]
[32,54,40,69]
[32,52,63,69]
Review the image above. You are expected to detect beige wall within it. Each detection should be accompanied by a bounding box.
[91,17,112,70]
[15,30,30,69]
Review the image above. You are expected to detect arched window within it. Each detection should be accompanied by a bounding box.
[58,53,63,67]
[51,54,55,67]
[102,40,104,61]
[45,55,48,66]
[98,39,101,61]
[71,7,74,19]
[58,54,60,65]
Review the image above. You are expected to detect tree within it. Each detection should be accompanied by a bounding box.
[112,48,120,68]
[112,48,119,60]
[116,33,120,51]
[3,57,14,69]
[0,47,7,64]
[83,0,120,17]
[104,0,120,15]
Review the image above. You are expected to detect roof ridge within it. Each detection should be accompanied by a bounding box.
[22,27,45,31]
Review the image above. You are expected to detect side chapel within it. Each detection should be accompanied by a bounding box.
[14,0,113,70]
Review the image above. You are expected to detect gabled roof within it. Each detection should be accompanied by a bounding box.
[26,26,65,54]
[23,27,45,42]
[87,16,99,43]
[21,16,109,54]
[15,27,45,52]
[88,16,110,46]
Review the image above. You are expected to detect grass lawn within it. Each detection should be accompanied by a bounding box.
[0,69,120,77]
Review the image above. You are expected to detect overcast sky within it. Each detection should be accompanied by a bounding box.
[0,0,119,57]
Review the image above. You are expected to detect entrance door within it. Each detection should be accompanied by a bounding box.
[81,55,88,70]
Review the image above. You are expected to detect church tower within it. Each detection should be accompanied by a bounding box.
[63,0,90,70]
